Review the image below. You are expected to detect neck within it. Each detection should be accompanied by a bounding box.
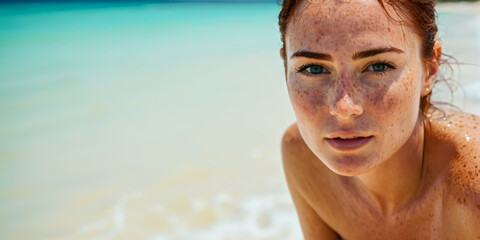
[355,115,425,216]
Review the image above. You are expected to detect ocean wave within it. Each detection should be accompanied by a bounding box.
[65,191,302,240]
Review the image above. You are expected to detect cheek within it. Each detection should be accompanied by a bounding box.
[367,74,421,143]
[365,74,419,116]
[288,78,329,117]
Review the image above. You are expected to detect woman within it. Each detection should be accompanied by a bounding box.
[279,0,480,239]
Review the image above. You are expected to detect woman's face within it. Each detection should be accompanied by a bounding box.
[284,0,429,175]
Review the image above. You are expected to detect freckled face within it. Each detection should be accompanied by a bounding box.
[284,0,425,175]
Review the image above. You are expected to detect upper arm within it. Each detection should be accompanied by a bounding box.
[287,181,341,240]
[281,124,340,240]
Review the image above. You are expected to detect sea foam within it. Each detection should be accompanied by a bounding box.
[66,191,302,240]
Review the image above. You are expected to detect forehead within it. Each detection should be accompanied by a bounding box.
[285,0,418,56]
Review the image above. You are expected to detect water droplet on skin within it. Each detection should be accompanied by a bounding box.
[447,124,451,127]
[466,136,471,141]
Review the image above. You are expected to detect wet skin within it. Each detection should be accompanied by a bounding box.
[281,0,480,239]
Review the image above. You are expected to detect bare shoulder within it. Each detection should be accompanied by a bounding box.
[428,108,480,142]
[429,109,480,225]
[281,122,308,168]
[281,122,305,154]
[281,123,331,178]
[282,123,311,161]
[281,123,341,239]
[281,123,311,178]
[281,123,336,195]
[433,110,480,192]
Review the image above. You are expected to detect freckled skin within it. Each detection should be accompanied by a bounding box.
[281,1,480,239]
[287,0,421,176]
[423,110,480,238]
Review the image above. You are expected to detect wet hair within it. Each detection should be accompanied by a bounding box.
[278,0,446,115]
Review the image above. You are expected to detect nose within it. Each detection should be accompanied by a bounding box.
[329,85,363,120]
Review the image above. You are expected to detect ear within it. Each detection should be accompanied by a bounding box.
[421,40,442,96]
[280,47,286,60]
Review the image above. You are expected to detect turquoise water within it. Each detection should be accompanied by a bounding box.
[0,3,479,240]
[1,3,298,240]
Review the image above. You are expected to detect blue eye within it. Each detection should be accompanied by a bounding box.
[297,64,328,75]
[369,63,388,72]
[365,62,396,74]
[308,65,325,74]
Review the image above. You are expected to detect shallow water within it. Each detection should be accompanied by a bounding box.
[0,2,479,240]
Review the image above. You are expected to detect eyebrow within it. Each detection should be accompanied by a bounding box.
[352,47,404,60]
[290,51,332,61]
[290,47,404,61]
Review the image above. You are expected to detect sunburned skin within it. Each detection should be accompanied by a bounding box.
[280,0,480,239]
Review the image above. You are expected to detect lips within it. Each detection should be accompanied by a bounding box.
[325,136,373,151]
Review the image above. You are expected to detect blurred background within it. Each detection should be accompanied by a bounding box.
[0,1,479,239]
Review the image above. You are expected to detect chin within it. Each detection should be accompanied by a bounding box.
[320,153,379,176]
